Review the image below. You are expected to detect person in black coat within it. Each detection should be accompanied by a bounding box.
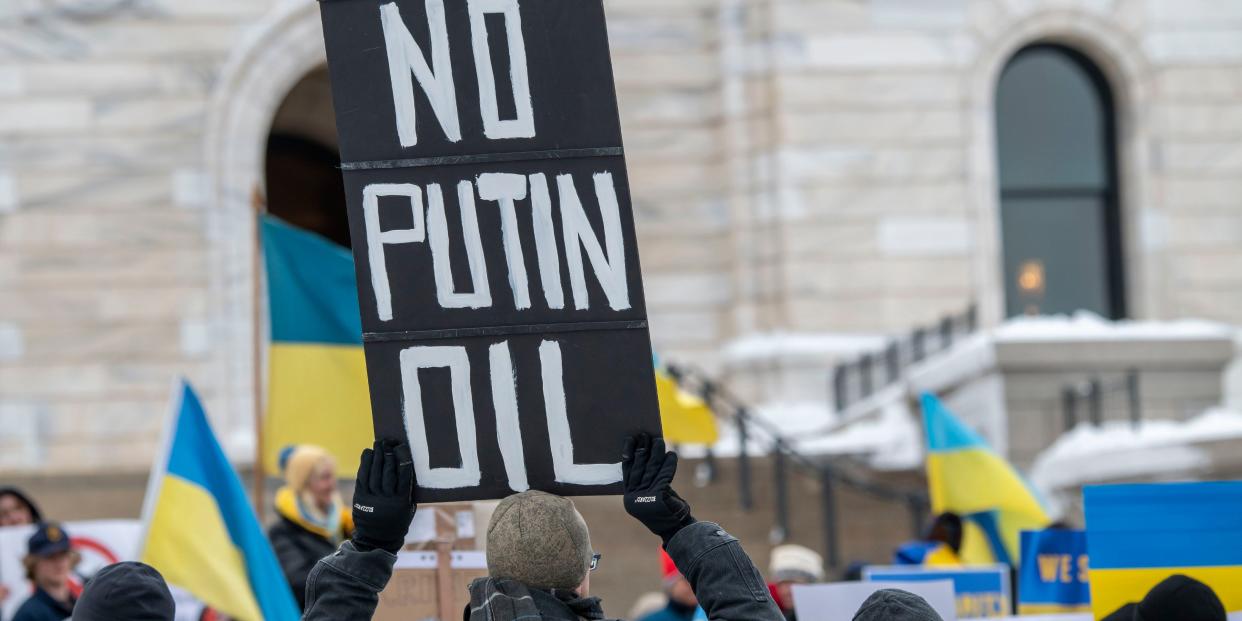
[267,445,353,610]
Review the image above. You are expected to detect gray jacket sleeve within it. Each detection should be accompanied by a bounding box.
[301,541,397,621]
[664,522,785,621]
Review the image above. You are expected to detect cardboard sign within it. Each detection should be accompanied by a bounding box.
[864,565,1012,618]
[791,581,958,621]
[317,0,661,501]
[1018,530,1090,614]
[377,550,488,621]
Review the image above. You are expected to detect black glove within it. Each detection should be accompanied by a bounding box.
[622,434,695,545]
[350,440,416,554]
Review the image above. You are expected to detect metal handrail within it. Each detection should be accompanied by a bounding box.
[1061,369,1142,431]
[666,363,930,568]
[831,305,979,412]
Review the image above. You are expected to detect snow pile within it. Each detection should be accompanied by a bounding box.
[1031,408,1242,491]
[722,331,887,364]
[906,333,995,396]
[680,399,922,470]
[797,400,923,470]
[680,401,834,459]
[996,311,1233,343]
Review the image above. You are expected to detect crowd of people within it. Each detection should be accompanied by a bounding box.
[0,438,1231,621]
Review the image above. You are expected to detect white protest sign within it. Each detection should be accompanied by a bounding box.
[0,520,206,621]
[792,581,958,621]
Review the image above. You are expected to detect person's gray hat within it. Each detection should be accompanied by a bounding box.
[853,588,944,621]
[74,561,175,621]
[486,490,592,590]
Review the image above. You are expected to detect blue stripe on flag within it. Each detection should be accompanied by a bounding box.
[262,215,363,346]
[922,393,987,452]
[166,383,300,620]
[1085,482,1242,569]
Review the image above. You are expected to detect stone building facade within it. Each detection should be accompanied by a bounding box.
[3,0,1242,474]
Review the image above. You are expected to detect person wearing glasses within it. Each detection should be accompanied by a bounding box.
[302,435,784,620]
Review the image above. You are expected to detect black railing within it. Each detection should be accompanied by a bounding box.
[667,364,929,568]
[1061,369,1142,431]
[831,305,979,412]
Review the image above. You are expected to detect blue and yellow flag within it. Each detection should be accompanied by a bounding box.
[1085,481,1242,618]
[922,393,1049,565]
[654,364,718,445]
[141,380,299,621]
[261,215,372,475]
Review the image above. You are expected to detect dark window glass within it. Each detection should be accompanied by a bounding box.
[995,45,1125,318]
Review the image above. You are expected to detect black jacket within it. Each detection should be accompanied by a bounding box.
[302,521,784,621]
[12,588,73,621]
[269,515,338,610]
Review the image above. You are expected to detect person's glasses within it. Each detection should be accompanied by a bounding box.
[590,553,602,572]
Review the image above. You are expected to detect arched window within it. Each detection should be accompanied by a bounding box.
[995,44,1125,318]
[265,67,351,248]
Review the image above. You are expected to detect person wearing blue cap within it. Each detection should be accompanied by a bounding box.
[13,522,77,621]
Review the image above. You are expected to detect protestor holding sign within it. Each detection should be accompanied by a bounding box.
[303,437,784,621]
[317,0,663,503]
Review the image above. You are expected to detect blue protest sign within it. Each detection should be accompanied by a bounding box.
[1018,529,1090,614]
[864,565,1011,618]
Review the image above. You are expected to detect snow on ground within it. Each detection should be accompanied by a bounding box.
[678,398,922,471]
[995,311,1233,342]
[1030,408,1242,491]
[796,400,923,470]
[698,313,1240,475]
[721,331,887,364]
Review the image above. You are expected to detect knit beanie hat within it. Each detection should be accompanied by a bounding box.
[74,562,175,621]
[486,490,592,590]
[770,544,825,583]
[853,588,944,621]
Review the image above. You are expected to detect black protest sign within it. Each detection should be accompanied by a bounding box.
[318,0,661,502]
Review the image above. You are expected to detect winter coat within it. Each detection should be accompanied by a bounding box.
[465,579,619,620]
[12,588,73,621]
[268,487,352,610]
[302,521,784,621]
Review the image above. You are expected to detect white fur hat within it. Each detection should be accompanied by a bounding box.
[769,544,825,583]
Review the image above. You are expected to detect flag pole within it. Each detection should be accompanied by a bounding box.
[252,186,268,523]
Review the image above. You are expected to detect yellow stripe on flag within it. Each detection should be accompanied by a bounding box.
[1090,566,1242,619]
[142,476,263,621]
[656,371,718,445]
[928,450,1048,561]
[1018,603,1092,615]
[265,343,374,475]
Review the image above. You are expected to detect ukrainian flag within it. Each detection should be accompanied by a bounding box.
[140,380,299,621]
[922,393,1050,565]
[261,215,372,475]
[1085,481,1242,618]
[654,363,718,445]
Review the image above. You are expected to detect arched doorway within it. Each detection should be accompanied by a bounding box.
[265,66,350,248]
[995,44,1126,319]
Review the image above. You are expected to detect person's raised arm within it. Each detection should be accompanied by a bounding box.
[622,435,785,621]
[302,440,415,620]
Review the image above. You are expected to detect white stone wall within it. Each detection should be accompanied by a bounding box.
[0,0,284,472]
[3,0,1242,473]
